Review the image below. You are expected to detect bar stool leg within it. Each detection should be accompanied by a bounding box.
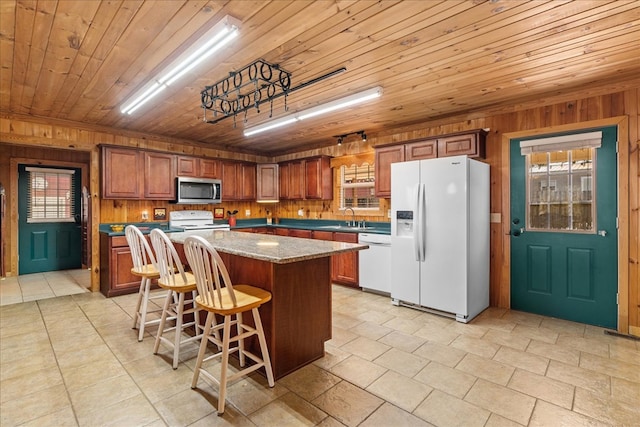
[192,312,214,388]
[218,315,232,414]
[253,307,275,387]
[132,277,145,330]
[137,277,152,341]
[172,292,186,369]
[153,289,173,355]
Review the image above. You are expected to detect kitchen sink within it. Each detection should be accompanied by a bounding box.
[317,225,375,230]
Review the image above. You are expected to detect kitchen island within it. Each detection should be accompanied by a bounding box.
[169,229,368,379]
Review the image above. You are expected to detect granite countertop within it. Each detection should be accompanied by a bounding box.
[169,229,368,264]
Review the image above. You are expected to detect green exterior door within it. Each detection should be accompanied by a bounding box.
[510,126,618,328]
[18,165,82,274]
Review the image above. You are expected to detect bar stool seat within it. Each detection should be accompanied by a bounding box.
[150,229,204,369]
[184,235,274,415]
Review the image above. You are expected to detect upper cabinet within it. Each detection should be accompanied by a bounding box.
[143,151,176,200]
[278,156,333,200]
[257,163,279,202]
[374,129,487,198]
[177,156,220,179]
[221,160,256,201]
[305,156,332,200]
[102,146,144,199]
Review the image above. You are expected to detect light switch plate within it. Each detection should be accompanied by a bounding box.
[490,213,501,223]
[245,209,251,217]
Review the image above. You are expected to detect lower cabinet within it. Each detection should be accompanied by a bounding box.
[100,234,149,297]
[331,232,359,287]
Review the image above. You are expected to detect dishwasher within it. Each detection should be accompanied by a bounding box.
[358,233,392,295]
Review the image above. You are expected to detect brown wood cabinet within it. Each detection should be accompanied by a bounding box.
[288,228,313,239]
[143,151,175,200]
[374,145,405,198]
[257,163,279,202]
[374,130,487,198]
[99,234,150,297]
[221,161,256,201]
[278,163,290,200]
[288,160,305,200]
[305,156,333,200]
[177,156,220,178]
[332,232,359,287]
[102,146,144,199]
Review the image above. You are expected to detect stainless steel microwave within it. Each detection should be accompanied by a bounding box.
[173,177,222,204]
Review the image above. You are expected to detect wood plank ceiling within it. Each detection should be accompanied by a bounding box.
[1,0,639,156]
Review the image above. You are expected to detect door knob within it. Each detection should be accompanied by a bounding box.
[512,228,525,237]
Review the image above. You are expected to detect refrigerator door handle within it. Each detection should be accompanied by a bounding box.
[421,183,427,261]
[414,184,421,261]
[416,183,426,262]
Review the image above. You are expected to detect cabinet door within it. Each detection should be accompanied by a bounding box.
[312,230,334,241]
[144,152,176,199]
[199,158,220,178]
[257,163,279,202]
[288,228,312,239]
[177,156,198,177]
[275,228,289,236]
[289,161,305,200]
[332,232,358,287]
[102,147,143,199]
[221,161,238,200]
[405,139,437,161]
[279,162,290,200]
[375,145,405,198]
[110,247,140,293]
[239,163,256,200]
[437,133,484,158]
[305,156,333,200]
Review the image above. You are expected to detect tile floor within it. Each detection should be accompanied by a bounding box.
[0,269,90,306]
[1,271,639,426]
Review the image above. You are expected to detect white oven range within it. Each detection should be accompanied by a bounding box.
[169,210,230,231]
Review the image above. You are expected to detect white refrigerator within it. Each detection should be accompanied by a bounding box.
[390,155,489,323]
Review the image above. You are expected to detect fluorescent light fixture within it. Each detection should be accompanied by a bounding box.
[121,15,240,115]
[243,86,383,137]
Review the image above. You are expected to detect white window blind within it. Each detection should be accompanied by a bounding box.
[520,131,602,155]
[26,167,76,223]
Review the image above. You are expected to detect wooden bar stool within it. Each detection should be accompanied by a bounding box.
[184,235,274,415]
[150,228,204,369]
[125,225,165,342]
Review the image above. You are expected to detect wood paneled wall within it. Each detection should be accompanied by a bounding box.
[1,88,638,335]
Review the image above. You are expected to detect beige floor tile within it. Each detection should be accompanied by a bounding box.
[329,355,387,388]
[447,320,489,338]
[67,374,142,419]
[500,311,543,328]
[0,383,71,426]
[611,376,640,406]
[451,334,500,358]
[154,387,218,425]
[373,347,428,377]
[360,402,434,427]
[525,339,580,366]
[378,330,426,352]
[484,413,525,427]
[511,324,558,344]
[55,342,118,370]
[413,340,467,367]
[0,346,58,380]
[332,311,363,329]
[492,346,549,375]
[312,381,383,427]
[540,317,587,336]
[456,353,515,386]
[340,336,390,361]
[556,335,610,358]
[529,400,609,427]
[0,366,64,403]
[413,321,460,345]
[573,386,640,426]
[122,352,178,380]
[249,391,328,427]
[579,351,640,382]
[135,362,196,403]
[482,328,530,351]
[472,316,517,334]
[278,363,342,401]
[189,409,255,427]
[464,378,535,425]
[0,317,45,339]
[414,389,490,427]
[312,343,350,370]
[348,320,393,340]
[18,406,78,427]
[546,360,611,395]
[382,315,424,334]
[414,360,477,398]
[76,393,161,427]
[61,357,124,391]
[609,342,640,366]
[225,372,288,415]
[366,370,433,412]
[508,369,574,409]
[327,325,358,348]
[354,308,395,325]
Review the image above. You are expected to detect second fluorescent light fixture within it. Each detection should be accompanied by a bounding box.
[243,86,383,137]
[121,15,240,115]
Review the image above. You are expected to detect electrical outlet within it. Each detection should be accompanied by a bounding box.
[141,211,148,221]
[387,209,391,219]
[298,209,304,217]
[245,209,251,217]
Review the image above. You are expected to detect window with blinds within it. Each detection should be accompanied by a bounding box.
[339,163,379,210]
[26,167,76,223]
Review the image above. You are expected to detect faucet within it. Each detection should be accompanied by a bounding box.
[344,207,356,226]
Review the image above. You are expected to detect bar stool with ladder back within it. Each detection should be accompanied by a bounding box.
[125,225,166,342]
[184,235,275,415]
[150,228,205,369]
